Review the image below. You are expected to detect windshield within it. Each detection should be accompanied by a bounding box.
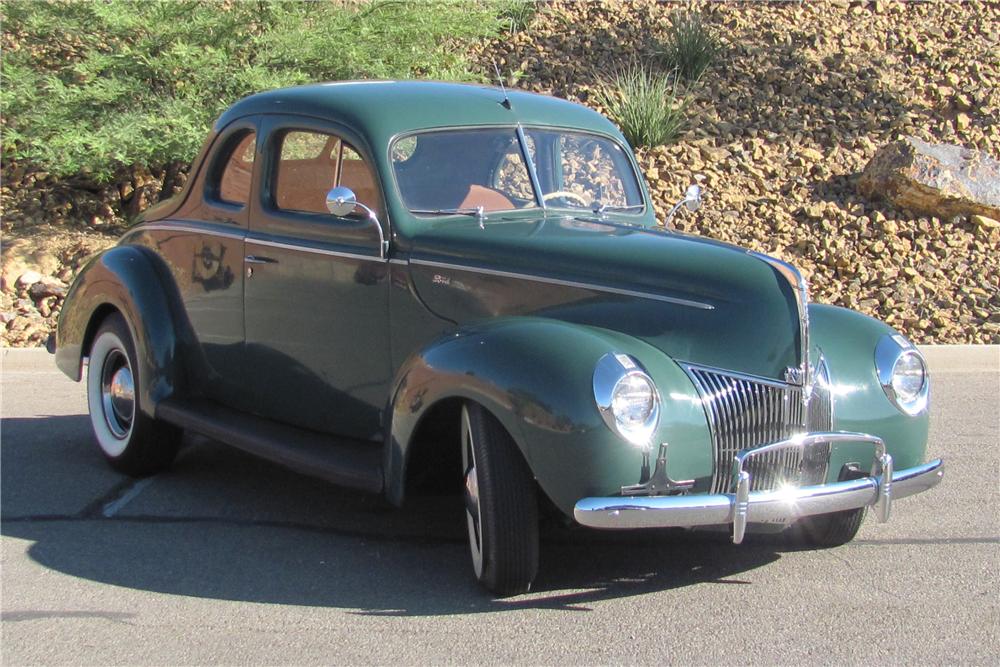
[391,127,644,215]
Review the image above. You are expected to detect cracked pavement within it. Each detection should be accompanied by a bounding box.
[2,347,998,664]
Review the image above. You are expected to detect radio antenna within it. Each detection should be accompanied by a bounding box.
[492,59,512,110]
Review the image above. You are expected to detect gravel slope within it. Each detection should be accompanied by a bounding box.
[484,0,1000,344]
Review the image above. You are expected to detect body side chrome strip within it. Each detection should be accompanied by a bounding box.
[135,222,386,263]
[246,237,383,263]
[410,258,714,310]
[134,222,245,242]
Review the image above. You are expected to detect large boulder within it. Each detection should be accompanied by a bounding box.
[858,137,1000,220]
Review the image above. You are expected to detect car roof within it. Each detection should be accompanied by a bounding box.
[215,80,624,146]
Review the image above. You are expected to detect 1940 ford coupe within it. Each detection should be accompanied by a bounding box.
[53,81,943,594]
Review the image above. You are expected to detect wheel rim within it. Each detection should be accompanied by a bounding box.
[461,406,484,577]
[100,349,134,439]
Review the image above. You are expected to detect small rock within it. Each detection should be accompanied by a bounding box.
[804,204,826,220]
[28,277,67,301]
[15,271,43,288]
[971,214,1000,230]
[799,147,824,162]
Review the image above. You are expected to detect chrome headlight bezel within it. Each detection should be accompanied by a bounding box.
[875,334,929,416]
[593,353,660,448]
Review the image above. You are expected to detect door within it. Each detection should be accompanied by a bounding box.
[243,116,391,440]
[148,120,257,410]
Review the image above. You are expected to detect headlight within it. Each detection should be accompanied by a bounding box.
[593,353,660,447]
[875,334,929,415]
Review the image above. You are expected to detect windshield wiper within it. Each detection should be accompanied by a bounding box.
[592,203,645,214]
[411,207,484,217]
[412,205,488,229]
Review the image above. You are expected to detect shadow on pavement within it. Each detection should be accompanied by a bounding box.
[3,414,787,615]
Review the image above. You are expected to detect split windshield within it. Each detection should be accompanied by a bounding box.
[390,127,644,215]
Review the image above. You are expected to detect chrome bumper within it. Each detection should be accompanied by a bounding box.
[573,432,944,543]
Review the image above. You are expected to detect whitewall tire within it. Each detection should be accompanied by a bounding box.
[86,313,180,475]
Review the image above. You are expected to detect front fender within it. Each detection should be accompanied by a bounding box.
[385,317,713,514]
[55,244,188,417]
[810,304,930,476]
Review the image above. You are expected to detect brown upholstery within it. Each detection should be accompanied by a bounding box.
[219,159,252,204]
[459,185,515,211]
[219,133,255,204]
[275,158,336,214]
[339,158,381,216]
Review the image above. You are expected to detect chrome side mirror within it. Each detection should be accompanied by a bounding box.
[325,186,360,217]
[324,186,388,259]
[665,183,703,225]
[684,184,702,212]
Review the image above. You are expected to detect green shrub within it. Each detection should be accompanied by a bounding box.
[592,65,688,149]
[659,11,718,83]
[496,0,538,34]
[0,0,505,181]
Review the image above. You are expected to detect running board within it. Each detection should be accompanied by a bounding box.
[156,398,383,494]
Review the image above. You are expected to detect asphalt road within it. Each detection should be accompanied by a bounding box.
[2,347,997,665]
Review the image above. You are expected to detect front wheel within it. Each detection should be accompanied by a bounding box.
[461,403,539,595]
[87,313,180,476]
[789,507,866,547]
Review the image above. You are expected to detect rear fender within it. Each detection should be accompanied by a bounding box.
[55,245,189,417]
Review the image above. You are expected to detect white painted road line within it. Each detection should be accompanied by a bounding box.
[102,477,156,518]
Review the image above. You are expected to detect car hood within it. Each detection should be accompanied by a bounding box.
[405,213,803,381]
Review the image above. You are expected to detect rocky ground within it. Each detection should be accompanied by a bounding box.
[486,0,1000,343]
[2,0,998,345]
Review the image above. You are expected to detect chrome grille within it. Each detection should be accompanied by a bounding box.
[685,364,833,493]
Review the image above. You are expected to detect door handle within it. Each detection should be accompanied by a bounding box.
[244,255,278,264]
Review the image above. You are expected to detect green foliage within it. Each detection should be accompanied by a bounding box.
[659,11,718,83]
[592,65,689,149]
[496,0,538,34]
[0,0,504,180]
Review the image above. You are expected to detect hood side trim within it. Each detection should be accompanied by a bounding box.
[410,258,715,311]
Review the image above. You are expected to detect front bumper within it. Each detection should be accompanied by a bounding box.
[573,432,944,543]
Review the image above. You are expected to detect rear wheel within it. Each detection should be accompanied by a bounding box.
[461,403,539,595]
[790,507,866,547]
[87,313,180,476]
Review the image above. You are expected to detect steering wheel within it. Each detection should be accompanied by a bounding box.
[542,190,589,206]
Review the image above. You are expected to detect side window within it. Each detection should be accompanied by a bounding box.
[218,132,256,205]
[339,144,381,217]
[273,128,381,218]
[558,135,628,207]
[493,138,534,204]
[275,131,340,214]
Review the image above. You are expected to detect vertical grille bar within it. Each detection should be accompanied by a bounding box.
[684,364,832,493]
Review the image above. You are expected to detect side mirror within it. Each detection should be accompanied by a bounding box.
[665,183,704,226]
[323,186,388,259]
[684,184,702,212]
[325,186,360,217]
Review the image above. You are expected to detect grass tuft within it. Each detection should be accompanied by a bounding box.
[659,11,719,83]
[592,65,689,149]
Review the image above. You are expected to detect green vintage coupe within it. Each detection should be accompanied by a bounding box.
[53,81,942,594]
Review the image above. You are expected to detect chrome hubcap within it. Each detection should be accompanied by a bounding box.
[461,406,484,577]
[101,350,134,439]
